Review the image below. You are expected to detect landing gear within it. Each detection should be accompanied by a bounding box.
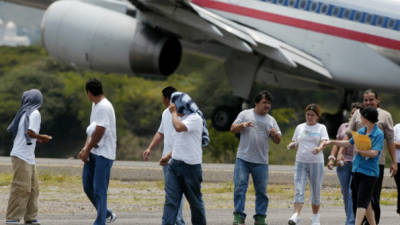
[320,112,344,138]
[212,52,260,131]
[211,106,240,131]
[320,89,359,137]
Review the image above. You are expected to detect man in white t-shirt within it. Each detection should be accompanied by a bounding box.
[78,78,117,225]
[142,86,186,225]
[160,92,208,225]
[6,89,52,225]
[230,90,282,225]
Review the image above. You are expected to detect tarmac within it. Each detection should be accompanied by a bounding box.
[0,157,399,224]
[1,207,399,225]
[0,156,397,187]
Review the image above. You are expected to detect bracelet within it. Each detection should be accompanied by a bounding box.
[328,155,336,161]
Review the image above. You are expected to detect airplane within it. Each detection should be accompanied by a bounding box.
[1,0,400,134]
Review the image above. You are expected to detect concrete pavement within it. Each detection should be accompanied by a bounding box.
[0,157,397,187]
[1,207,398,225]
[0,157,399,224]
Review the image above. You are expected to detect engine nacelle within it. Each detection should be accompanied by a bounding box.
[41,0,181,76]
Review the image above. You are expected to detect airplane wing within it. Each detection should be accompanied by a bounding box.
[2,0,332,80]
[189,2,332,79]
[136,0,332,79]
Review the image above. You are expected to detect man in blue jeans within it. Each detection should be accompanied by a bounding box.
[160,92,209,225]
[78,78,117,225]
[143,86,186,225]
[230,91,281,225]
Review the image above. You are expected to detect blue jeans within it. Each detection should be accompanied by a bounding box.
[82,153,114,225]
[163,165,186,225]
[233,158,269,220]
[337,162,355,225]
[162,159,206,225]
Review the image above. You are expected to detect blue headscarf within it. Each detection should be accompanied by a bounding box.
[170,92,210,147]
[7,89,43,145]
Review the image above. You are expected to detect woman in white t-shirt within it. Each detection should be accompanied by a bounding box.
[6,89,52,225]
[287,104,329,225]
[393,123,400,215]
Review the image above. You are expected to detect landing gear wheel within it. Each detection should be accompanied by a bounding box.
[211,106,237,131]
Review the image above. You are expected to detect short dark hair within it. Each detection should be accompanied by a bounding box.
[351,102,363,110]
[162,86,177,99]
[85,78,103,96]
[363,89,379,99]
[360,107,378,123]
[254,90,273,103]
[305,103,321,117]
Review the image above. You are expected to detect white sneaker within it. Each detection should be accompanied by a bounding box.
[311,213,320,225]
[106,212,117,223]
[288,212,299,225]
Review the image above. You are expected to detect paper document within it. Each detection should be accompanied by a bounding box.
[351,131,372,151]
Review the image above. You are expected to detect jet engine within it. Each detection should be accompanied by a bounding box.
[41,0,182,76]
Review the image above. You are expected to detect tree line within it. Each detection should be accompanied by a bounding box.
[0,46,398,165]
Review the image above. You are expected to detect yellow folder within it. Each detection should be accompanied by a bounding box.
[351,131,372,151]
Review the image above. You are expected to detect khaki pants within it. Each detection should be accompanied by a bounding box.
[6,156,39,221]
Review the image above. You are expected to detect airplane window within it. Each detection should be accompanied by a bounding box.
[310,2,318,12]
[288,0,297,7]
[365,14,373,24]
[354,11,363,22]
[299,0,307,9]
[376,16,385,27]
[278,0,286,5]
[321,4,329,14]
[343,9,351,19]
[387,19,395,29]
[332,7,340,17]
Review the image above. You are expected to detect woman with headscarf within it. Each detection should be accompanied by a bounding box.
[5,89,52,225]
[159,92,208,225]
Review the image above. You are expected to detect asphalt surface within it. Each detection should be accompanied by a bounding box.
[1,157,399,224]
[0,157,397,187]
[1,207,398,225]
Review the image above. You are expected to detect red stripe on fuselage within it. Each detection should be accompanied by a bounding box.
[192,0,400,51]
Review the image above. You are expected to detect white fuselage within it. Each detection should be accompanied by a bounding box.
[193,0,400,91]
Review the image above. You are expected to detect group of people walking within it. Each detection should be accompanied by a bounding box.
[4,78,400,225]
[5,79,118,225]
[325,90,399,225]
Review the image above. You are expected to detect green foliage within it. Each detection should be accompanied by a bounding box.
[1,47,400,165]
[269,127,297,164]
[203,121,239,163]
[271,108,297,130]
[0,46,44,75]
[0,47,235,158]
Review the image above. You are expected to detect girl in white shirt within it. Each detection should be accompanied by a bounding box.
[287,104,329,225]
